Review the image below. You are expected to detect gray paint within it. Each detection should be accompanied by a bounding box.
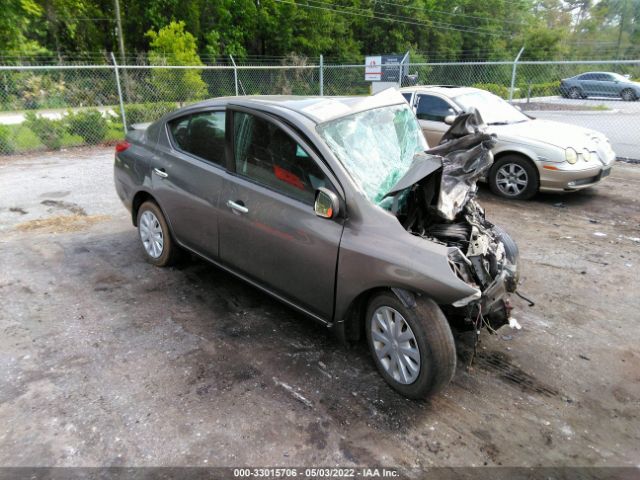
[114,94,493,331]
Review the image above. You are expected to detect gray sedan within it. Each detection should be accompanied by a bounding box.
[114,90,519,399]
[560,71,640,101]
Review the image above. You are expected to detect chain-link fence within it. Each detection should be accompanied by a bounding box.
[1,59,638,158]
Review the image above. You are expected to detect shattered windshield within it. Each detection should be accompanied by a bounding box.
[317,104,427,204]
[454,91,529,125]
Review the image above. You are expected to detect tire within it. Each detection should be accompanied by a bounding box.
[492,225,520,290]
[492,225,519,265]
[136,201,179,267]
[621,88,636,102]
[365,292,456,399]
[489,155,539,200]
[568,87,582,99]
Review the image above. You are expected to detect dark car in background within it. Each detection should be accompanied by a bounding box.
[560,71,639,101]
[113,90,520,399]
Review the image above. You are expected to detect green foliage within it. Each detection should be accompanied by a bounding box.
[23,112,65,150]
[472,83,511,99]
[523,81,561,98]
[0,125,16,155]
[146,21,208,103]
[22,74,67,109]
[66,109,108,144]
[124,102,177,124]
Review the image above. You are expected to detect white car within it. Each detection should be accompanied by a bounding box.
[400,86,615,199]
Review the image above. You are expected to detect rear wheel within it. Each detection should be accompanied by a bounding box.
[621,88,637,102]
[489,155,539,200]
[136,201,179,267]
[365,292,456,399]
[568,87,583,99]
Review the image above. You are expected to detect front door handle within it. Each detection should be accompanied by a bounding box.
[153,167,168,178]
[227,200,249,214]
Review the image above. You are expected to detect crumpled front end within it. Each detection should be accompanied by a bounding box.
[383,110,520,330]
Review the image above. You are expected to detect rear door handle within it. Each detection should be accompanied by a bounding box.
[153,167,168,178]
[227,200,249,214]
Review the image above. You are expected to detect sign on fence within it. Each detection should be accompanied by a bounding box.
[364,54,405,82]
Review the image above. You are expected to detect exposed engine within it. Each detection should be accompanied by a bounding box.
[384,110,520,330]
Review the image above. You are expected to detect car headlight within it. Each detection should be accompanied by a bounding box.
[566,147,578,164]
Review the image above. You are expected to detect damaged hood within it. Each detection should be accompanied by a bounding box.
[385,110,496,220]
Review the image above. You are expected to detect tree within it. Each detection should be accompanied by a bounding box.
[0,0,46,56]
[146,21,208,104]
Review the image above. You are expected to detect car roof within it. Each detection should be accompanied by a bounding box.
[576,71,619,76]
[184,88,408,124]
[399,85,480,98]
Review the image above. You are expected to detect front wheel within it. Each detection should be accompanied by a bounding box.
[365,292,456,399]
[489,155,539,200]
[621,88,637,102]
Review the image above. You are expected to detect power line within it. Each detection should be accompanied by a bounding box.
[367,0,529,27]
[280,0,511,37]
[303,0,510,35]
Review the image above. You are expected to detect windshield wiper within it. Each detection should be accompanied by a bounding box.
[487,121,510,125]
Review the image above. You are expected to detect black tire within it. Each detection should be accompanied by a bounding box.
[492,225,519,264]
[365,292,456,399]
[136,201,179,267]
[489,155,539,200]
[568,87,582,99]
[621,88,637,102]
[492,225,520,289]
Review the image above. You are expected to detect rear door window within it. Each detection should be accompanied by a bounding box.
[233,111,329,204]
[168,111,226,166]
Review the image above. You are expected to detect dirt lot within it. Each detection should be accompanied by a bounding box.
[0,147,639,469]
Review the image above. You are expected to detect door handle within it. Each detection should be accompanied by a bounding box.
[153,167,168,178]
[227,200,249,214]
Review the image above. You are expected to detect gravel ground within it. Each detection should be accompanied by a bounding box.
[0,147,639,468]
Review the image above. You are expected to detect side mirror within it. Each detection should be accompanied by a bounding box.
[444,114,457,125]
[314,188,340,219]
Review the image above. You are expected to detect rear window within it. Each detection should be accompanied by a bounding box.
[168,111,226,166]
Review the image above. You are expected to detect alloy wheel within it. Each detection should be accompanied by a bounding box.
[568,87,581,99]
[370,306,421,385]
[139,210,164,258]
[621,89,635,101]
[495,163,529,197]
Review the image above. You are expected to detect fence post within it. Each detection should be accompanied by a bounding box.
[230,55,239,96]
[319,54,324,96]
[509,46,525,102]
[110,52,127,134]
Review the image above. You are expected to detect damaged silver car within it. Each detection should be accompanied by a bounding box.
[114,89,520,399]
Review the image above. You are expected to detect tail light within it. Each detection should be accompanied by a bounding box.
[115,141,130,153]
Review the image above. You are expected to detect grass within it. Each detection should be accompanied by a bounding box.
[4,123,124,153]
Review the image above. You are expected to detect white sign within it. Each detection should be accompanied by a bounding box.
[365,56,382,81]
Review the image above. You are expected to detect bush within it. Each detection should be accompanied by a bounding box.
[123,102,176,125]
[0,125,15,155]
[472,83,511,99]
[67,109,108,144]
[24,112,65,150]
[521,81,561,98]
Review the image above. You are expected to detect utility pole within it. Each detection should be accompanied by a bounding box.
[113,0,126,63]
[113,0,131,101]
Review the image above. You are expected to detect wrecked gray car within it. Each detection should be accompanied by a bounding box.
[114,89,520,399]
